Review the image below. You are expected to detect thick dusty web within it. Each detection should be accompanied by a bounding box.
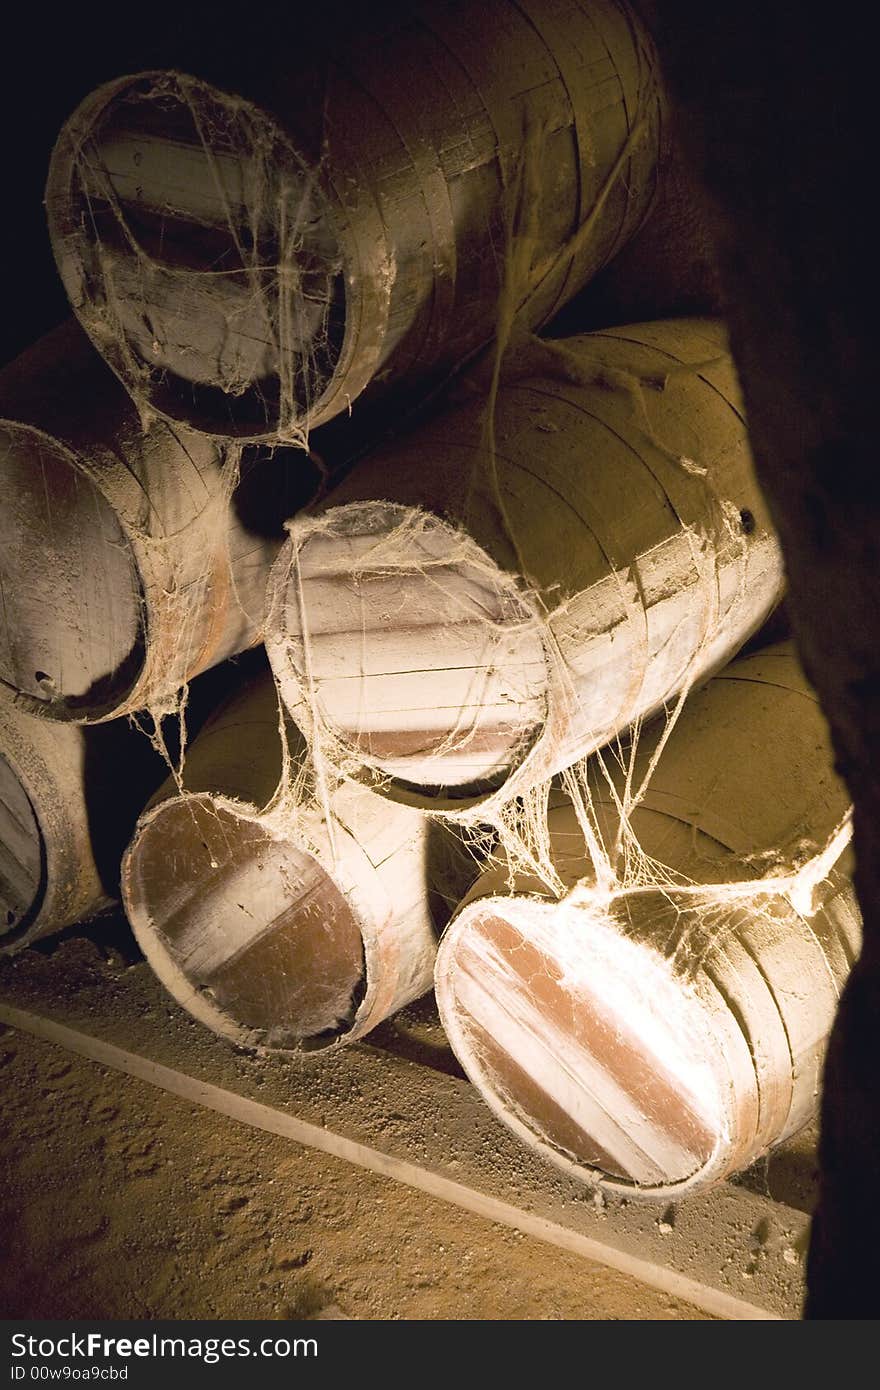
[64,70,340,445]
[480,681,855,993]
[277,499,547,804]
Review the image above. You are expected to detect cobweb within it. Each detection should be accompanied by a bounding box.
[55,69,341,445]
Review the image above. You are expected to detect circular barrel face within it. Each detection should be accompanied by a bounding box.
[123,798,366,1051]
[0,756,43,938]
[268,503,548,802]
[436,892,734,1194]
[51,73,345,439]
[0,424,143,717]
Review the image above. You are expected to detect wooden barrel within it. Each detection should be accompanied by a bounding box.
[265,319,784,815]
[0,694,166,953]
[434,641,861,1198]
[0,322,314,721]
[121,672,462,1053]
[44,0,664,442]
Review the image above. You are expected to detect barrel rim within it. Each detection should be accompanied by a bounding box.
[44,69,377,443]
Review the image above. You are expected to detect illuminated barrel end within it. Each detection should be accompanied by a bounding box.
[265,501,549,810]
[435,886,766,1199]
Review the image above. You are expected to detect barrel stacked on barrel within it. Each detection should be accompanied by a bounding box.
[0,0,858,1201]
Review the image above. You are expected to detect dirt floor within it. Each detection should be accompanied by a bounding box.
[0,919,724,1323]
[0,1023,715,1322]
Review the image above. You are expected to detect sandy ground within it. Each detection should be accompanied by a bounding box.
[0,1009,715,1322]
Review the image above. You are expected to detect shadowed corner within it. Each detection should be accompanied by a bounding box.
[232,444,328,541]
[79,644,274,913]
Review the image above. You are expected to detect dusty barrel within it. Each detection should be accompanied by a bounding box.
[434,641,861,1199]
[265,319,784,815]
[0,322,312,722]
[121,673,463,1053]
[44,0,664,442]
[0,695,165,952]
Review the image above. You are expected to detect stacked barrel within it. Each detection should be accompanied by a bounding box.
[0,0,857,1201]
[434,643,859,1198]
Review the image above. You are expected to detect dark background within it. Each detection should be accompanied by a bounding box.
[2,4,243,365]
